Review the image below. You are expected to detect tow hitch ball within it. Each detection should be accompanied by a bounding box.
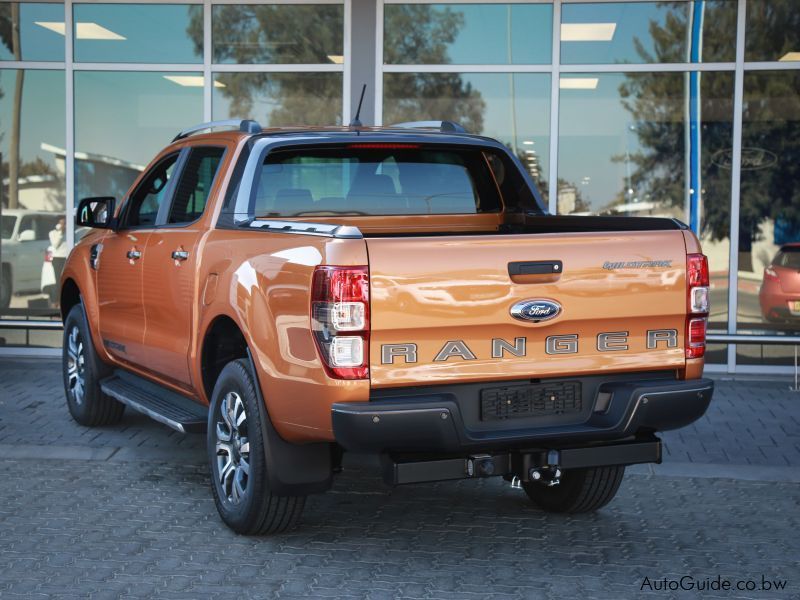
[529,467,562,487]
[509,467,562,489]
[510,449,562,488]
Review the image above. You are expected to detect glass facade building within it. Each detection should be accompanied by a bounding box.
[0,0,798,374]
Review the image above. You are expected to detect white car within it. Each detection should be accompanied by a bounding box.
[41,226,87,305]
[1,209,62,309]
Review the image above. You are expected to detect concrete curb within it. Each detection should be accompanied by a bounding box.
[628,461,800,482]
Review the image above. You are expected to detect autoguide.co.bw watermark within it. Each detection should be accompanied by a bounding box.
[640,574,788,593]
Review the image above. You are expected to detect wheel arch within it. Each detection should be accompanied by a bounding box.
[200,314,250,402]
[60,278,81,322]
[200,314,333,496]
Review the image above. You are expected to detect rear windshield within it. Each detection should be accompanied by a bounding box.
[775,247,800,269]
[253,146,502,217]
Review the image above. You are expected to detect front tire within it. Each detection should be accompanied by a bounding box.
[208,359,306,535]
[522,466,625,513]
[62,303,125,426]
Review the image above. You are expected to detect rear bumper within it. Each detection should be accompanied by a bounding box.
[332,375,713,453]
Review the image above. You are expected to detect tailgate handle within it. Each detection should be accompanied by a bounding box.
[508,261,562,276]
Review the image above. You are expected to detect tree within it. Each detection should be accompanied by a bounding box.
[187,4,485,132]
[619,1,800,272]
[381,5,485,132]
[188,4,344,125]
[0,3,23,209]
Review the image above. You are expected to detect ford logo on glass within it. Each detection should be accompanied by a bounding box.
[510,300,562,323]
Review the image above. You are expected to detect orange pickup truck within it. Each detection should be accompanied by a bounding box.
[61,119,712,534]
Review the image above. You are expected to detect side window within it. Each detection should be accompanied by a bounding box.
[17,215,35,237]
[125,153,179,228]
[168,147,225,224]
[38,215,61,240]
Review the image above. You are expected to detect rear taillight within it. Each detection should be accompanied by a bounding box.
[44,248,53,263]
[686,253,709,359]
[764,266,779,281]
[311,266,369,380]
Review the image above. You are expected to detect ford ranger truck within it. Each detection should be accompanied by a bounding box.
[60,119,713,535]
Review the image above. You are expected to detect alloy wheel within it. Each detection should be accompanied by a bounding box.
[215,391,250,504]
[66,325,86,405]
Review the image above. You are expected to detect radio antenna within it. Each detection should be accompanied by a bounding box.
[350,84,367,127]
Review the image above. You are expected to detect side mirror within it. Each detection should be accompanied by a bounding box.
[76,197,116,229]
[17,229,36,242]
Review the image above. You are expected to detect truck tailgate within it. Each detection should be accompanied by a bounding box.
[367,230,687,387]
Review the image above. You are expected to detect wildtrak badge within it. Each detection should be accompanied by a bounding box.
[380,329,679,364]
[603,260,673,270]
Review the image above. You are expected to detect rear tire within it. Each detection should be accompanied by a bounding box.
[208,359,306,535]
[62,304,125,426]
[522,466,625,513]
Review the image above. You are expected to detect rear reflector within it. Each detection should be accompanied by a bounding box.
[686,317,707,359]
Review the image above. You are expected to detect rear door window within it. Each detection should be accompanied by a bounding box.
[254,146,501,217]
[167,146,225,224]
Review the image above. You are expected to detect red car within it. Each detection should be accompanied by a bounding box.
[760,243,800,322]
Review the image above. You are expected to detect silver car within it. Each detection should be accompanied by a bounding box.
[1,209,61,309]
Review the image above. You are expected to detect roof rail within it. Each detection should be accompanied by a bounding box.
[172,119,262,142]
[390,120,467,134]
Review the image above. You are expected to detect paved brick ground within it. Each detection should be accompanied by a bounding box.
[1,359,798,469]
[0,459,797,599]
[0,359,799,598]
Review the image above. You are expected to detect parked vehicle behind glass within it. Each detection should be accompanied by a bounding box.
[1,209,61,310]
[760,243,800,322]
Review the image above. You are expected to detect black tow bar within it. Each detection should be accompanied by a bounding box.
[381,437,661,486]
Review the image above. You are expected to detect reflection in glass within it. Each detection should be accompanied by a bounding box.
[212,73,342,126]
[383,73,550,199]
[561,1,736,64]
[0,69,65,336]
[74,71,203,203]
[0,3,64,62]
[736,71,800,365]
[212,4,343,64]
[557,71,733,343]
[745,0,800,62]
[73,4,202,63]
[384,3,552,65]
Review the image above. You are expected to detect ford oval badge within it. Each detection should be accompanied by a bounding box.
[510,299,562,323]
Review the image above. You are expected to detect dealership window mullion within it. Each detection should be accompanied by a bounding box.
[547,0,560,213]
[65,0,74,253]
[724,0,747,373]
[203,0,212,122]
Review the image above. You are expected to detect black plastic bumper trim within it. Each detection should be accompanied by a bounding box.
[332,377,713,453]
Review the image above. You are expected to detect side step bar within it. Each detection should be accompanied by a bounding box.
[100,370,208,433]
[381,437,661,486]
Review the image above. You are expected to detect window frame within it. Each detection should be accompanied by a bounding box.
[117,150,185,231]
[118,145,228,231]
[161,145,228,228]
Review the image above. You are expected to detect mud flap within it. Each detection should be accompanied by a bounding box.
[245,350,333,496]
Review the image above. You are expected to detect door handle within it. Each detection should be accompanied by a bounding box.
[126,249,142,260]
[172,250,189,261]
[508,260,562,283]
